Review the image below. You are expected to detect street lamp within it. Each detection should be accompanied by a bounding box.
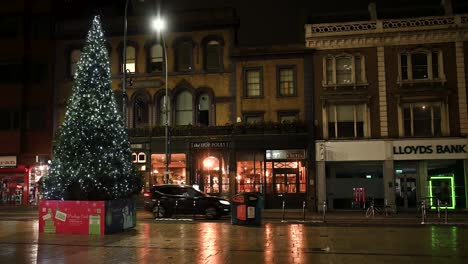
[122,0,130,127]
[152,16,170,184]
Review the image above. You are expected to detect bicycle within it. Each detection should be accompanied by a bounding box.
[365,199,394,218]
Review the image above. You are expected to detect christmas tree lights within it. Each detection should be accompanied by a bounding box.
[42,16,141,200]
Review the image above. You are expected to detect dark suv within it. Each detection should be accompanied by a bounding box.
[143,185,231,220]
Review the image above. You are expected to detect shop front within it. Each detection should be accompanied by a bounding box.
[316,138,468,211]
[146,136,310,209]
[0,156,29,206]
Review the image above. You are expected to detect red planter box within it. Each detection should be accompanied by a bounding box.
[39,199,136,235]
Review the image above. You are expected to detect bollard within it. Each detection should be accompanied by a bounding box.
[384,199,388,217]
[420,200,426,224]
[445,202,448,224]
[156,200,161,219]
[302,201,306,221]
[282,199,286,222]
[322,201,327,223]
[193,200,196,220]
[437,199,441,219]
[174,200,178,219]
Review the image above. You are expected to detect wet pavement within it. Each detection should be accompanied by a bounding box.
[1,216,468,263]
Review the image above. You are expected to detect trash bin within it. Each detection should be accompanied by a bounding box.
[231,193,262,226]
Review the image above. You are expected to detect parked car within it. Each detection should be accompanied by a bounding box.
[143,184,231,220]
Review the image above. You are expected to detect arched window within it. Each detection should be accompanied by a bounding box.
[70,49,81,78]
[205,40,222,71]
[197,93,210,126]
[159,95,171,126]
[124,46,136,73]
[150,44,164,72]
[176,41,193,72]
[175,91,193,125]
[133,96,149,128]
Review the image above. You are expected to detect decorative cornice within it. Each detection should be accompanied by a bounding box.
[306,14,468,49]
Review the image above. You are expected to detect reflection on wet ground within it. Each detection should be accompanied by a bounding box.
[0,219,467,264]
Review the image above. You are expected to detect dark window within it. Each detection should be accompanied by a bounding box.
[0,16,20,38]
[400,50,442,81]
[243,113,263,124]
[133,97,149,128]
[432,51,439,79]
[32,16,51,40]
[403,103,442,137]
[24,108,46,130]
[328,104,365,138]
[278,111,298,123]
[0,109,20,130]
[176,41,192,72]
[400,54,408,80]
[205,40,221,71]
[197,94,210,126]
[122,46,136,73]
[0,63,23,84]
[412,53,428,79]
[31,64,48,83]
[175,91,193,125]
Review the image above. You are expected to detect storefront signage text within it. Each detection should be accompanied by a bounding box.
[191,142,230,149]
[393,145,467,155]
[266,149,306,160]
[0,156,17,168]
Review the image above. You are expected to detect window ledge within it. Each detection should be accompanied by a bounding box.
[322,82,369,89]
[398,79,446,86]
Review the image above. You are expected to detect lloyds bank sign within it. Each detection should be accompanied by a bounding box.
[392,139,468,160]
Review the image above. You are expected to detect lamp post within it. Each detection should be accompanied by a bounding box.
[152,17,170,184]
[122,0,130,126]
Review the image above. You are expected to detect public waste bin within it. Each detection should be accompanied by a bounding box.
[231,193,262,225]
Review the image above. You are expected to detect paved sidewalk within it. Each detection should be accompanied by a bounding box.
[2,205,468,226]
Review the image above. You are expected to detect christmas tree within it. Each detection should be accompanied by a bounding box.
[42,16,141,200]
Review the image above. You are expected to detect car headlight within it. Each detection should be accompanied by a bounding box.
[219,200,230,205]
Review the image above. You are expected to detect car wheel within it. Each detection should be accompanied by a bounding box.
[153,205,169,218]
[204,206,219,220]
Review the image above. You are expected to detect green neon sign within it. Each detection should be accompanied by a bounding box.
[428,175,456,210]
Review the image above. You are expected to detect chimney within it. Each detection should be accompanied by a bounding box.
[368,1,377,21]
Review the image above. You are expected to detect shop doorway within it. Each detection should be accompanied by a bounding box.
[264,162,306,209]
[395,161,418,210]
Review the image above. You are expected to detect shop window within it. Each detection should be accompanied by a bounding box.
[175,91,193,125]
[149,43,164,72]
[326,104,367,139]
[272,161,305,194]
[278,66,296,96]
[236,152,264,193]
[70,49,81,78]
[401,102,444,137]
[243,67,263,97]
[399,49,445,83]
[151,153,186,185]
[197,93,210,126]
[323,53,366,87]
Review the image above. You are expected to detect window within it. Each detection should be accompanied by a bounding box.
[243,113,263,124]
[70,49,81,78]
[327,104,366,138]
[0,109,20,130]
[244,68,262,97]
[197,93,210,126]
[278,111,298,123]
[175,91,193,125]
[150,44,164,72]
[0,63,23,84]
[0,16,20,38]
[175,41,193,72]
[236,152,264,193]
[402,102,442,137]
[399,49,444,82]
[133,96,149,128]
[278,66,296,96]
[323,54,366,86]
[24,108,46,130]
[123,46,136,73]
[205,40,222,71]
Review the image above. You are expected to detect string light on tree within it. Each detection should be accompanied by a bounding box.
[41,16,141,200]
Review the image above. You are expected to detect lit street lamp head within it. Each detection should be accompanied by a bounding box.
[152,17,166,32]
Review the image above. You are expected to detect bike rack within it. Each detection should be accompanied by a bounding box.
[302,201,306,221]
[322,201,327,223]
[420,200,426,224]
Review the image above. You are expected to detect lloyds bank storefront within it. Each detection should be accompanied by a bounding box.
[316,138,468,211]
